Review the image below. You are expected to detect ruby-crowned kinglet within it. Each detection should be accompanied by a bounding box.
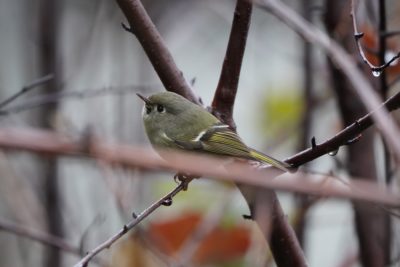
[137,91,291,172]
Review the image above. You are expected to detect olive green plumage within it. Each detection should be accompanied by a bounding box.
[137,91,290,172]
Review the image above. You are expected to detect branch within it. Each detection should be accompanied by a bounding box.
[255,0,400,163]
[115,1,305,265]
[0,128,398,206]
[350,0,400,74]
[0,74,53,109]
[0,127,399,266]
[211,0,252,128]
[115,0,200,104]
[74,181,186,267]
[208,1,306,266]
[0,218,106,266]
[0,84,153,116]
[287,90,400,166]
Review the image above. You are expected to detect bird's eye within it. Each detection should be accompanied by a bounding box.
[157,104,165,113]
[145,105,152,114]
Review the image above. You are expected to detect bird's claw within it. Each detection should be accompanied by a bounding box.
[173,173,197,191]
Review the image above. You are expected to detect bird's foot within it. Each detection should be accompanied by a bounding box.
[173,172,198,190]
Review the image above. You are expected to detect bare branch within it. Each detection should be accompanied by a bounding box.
[255,0,400,163]
[0,74,53,109]
[114,0,200,104]
[286,76,400,167]
[0,85,153,116]
[0,218,107,265]
[208,1,306,266]
[0,128,398,207]
[350,0,400,74]
[74,181,186,267]
[211,0,253,128]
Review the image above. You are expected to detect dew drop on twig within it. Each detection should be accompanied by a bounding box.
[162,197,173,206]
[372,70,382,77]
[328,149,339,156]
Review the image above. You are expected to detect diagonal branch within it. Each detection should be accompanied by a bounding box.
[0,74,54,109]
[74,181,186,267]
[0,218,79,255]
[0,218,104,266]
[115,0,200,104]
[211,0,253,128]
[286,91,400,166]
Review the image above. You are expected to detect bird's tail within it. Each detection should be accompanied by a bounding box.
[249,148,292,172]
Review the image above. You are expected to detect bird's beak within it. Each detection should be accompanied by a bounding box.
[136,93,151,104]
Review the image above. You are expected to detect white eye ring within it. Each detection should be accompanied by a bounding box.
[157,104,165,113]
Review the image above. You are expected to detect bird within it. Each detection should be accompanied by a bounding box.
[137,91,291,173]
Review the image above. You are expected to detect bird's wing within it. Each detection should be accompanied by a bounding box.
[173,123,251,159]
[173,123,291,172]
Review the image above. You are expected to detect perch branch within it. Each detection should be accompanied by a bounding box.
[74,181,186,267]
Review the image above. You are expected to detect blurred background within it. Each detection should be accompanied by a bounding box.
[0,0,399,266]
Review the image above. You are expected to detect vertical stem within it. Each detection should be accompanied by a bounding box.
[294,0,314,248]
[377,1,392,264]
[39,1,62,266]
[378,0,392,186]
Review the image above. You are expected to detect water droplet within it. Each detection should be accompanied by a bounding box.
[328,149,338,156]
[162,197,173,206]
[372,70,381,77]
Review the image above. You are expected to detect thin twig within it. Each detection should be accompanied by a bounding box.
[0,85,153,116]
[255,0,400,164]
[350,0,400,73]
[381,30,400,38]
[286,89,400,166]
[0,218,77,254]
[0,218,104,266]
[0,218,106,266]
[0,74,54,109]
[73,181,187,267]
